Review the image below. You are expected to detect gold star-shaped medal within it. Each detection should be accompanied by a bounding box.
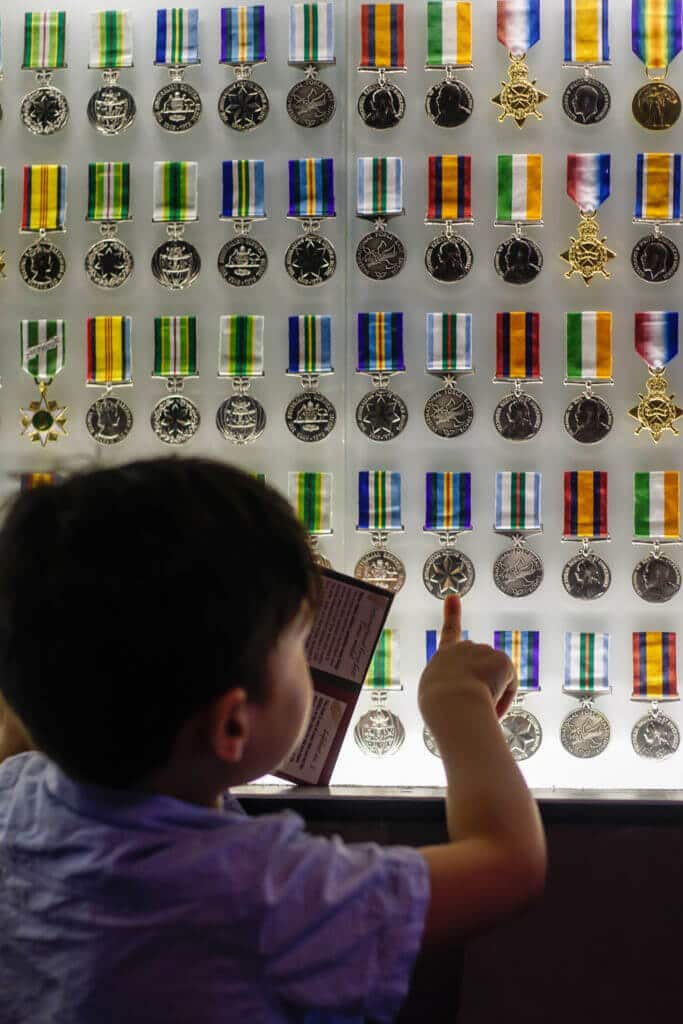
[561,213,616,285]
[628,372,683,444]
[21,387,68,447]
[492,54,548,128]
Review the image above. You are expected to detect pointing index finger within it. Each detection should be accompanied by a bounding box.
[439,594,462,649]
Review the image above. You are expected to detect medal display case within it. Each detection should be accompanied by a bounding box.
[3,0,683,800]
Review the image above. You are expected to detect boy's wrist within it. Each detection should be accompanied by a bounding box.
[420,683,495,733]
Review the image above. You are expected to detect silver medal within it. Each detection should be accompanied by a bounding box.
[153,81,202,132]
[561,705,611,758]
[20,240,66,291]
[562,551,611,600]
[21,84,69,135]
[423,548,475,599]
[354,704,405,756]
[423,726,441,758]
[425,233,473,282]
[425,78,474,127]
[356,389,408,441]
[219,78,269,131]
[356,229,406,280]
[354,549,406,593]
[494,392,542,441]
[287,77,336,127]
[285,234,337,286]
[152,240,201,290]
[358,80,406,129]
[216,394,266,445]
[562,77,611,125]
[151,395,200,445]
[86,395,134,445]
[632,711,680,759]
[87,84,136,135]
[218,237,267,287]
[494,235,543,285]
[501,707,542,761]
[85,237,134,289]
[564,394,613,444]
[493,545,544,598]
[286,392,336,442]
[632,552,682,603]
[424,386,474,438]
[631,233,680,283]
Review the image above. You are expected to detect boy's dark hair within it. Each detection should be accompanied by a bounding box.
[0,458,320,788]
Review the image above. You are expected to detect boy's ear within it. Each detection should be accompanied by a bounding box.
[210,689,249,764]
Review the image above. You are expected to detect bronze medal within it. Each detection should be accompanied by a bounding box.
[632,81,681,130]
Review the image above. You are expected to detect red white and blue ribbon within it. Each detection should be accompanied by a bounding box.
[567,153,611,212]
[497,0,541,55]
[634,311,679,369]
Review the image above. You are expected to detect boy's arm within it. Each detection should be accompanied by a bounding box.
[0,693,33,766]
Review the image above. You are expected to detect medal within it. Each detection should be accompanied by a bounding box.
[562,0,611,124]
[496,631,542,761]
[493,312,543,441]
[151,317,200,445]
[492,0,547,126]
[286,315,337,442]
[425,155,473,282]
[424,312,474,437]
[562,153,615,285]
[19,320,67,447]
[561,633,611,758]
[631,632,680,758]
[562,471,611,600]
[152,162,200,290]
[632,153,681,281]
[219,5,269,131]
[356,156,406,280]
[493,471,543,598]
[153,8,202,132]
[358,4,406,128]
[19,472,62,491]
[425,1,474,126]
[354,630,405,756]
[289,471,334,569]
[217,315,266,445]
[85,316,134,445]
[629,311,682,442]
[219,160,268,288]
[495,154,543,285]
[87,10,135,135]
[85,163,134,289]
[632,471,681,602]
[288,4,336,126]
[286,158,337,286]
[354,471,405,593]
[564,311,614,443]
[21,12,69,135]
[20,165,68,292]
[632,0,682,129]
[356,312,408,441]
[423,473,475,599]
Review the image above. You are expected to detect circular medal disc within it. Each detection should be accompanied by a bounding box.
[423,726,441,758]
[86,396,134,446]
[632,553,682,603]
[87,85,136,135]
[218,79,269,132]
[216,394,266,445]
[494,235,544,285]
[562,77,611,125]
[494,393,543,441]
[153,82,202,132]
[561,705,611,758]
[425,233,473,283]
[285,392,337,442]
[356,389,408,442]
[562,552,611,600]
[151,395,200,445]
[631,233,680,283]
[494,546,544,598]
[354,549,406,594]
[356,230,406,281]
[564,394,613,444]
[20,241,66,291]
[85,238,134,289]
[425,78,474,127]
[501,708,542,761]
[423,548,475,600]
[357,81,406,129]
[151,240,201,291]
[312,551,332,570]
[218,237,267,287]
[354,706,405,757]
[21,86,69,135]
[632,712,680,759]
[632,81,681,130]
[285,234,336,286]
[424,387,474,438]
[286,78,336,127]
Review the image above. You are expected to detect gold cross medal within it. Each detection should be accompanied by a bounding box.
[491,1,547,127]
[629,312,682,444]
[19,321,68,447]
[561,154,615,285]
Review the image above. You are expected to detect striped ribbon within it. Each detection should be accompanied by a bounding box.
[564,0,609,63]
[632,632,678,700]
[424,472,472,532]
[220,5,266,64]
[496,154,543,223]
[358,471,402,530]
[567,153,611,212]
[153,316,198,378]
[288,159,336,218]
[426,1,472,67]
[364,629,401,690]
[23,11,67,69]
[427,155,471,222]
[564,633,610,694]
[289,471,333,534]
[155,8,199,65]
[21,473,61,491]
[288,315,333,374]
[359,4,405,69]
[426,627,469,663]
[87,163,131,223]
[221,160,265,220]
[634,311,679,369]
[21,165,67,233]
[634,471,680,539]
[635,153,682,222]
[563,470,609,540]
[495,312,541,381]
[21,320,66,383]
[153,162,198,223]
[493,631,540,692]
[289,4,335,64]
[357,312,405,373]
[497,0,540,55]
[426,313,472,374]
[89,10,133,69]
[218,315,264,377]
[495,471,542,532]
[565,312,613,382]
[0,169,5,217]
[632,0,682,69]
[86,316,132,386]
[357,157,403,218]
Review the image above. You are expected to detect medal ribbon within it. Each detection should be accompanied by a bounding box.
[87,163,131,223]
[358,471,402,530]
[495,312,540,381]
[564,632,610,694]
[426,1,472,67]
[565,311,613,381]
[496,154,543,223]
[426,312,472,374]
[21,165,67,232]
[288,315,333,374]
[567,153,611,212]
[632,632,679,700]
[21,473,61,491]
[153,162,198,223]
[218,315,265,377]
[564,0,609,63]
[635,153,682,221]
[634,310,679,368]
[0,169,5,216]
[21,320,66,383]
[563,470,609,540]
[23,11,67,69]
[289,4,335,65]
[155,8,200,65]
[86,316,132,386]
[154,316,198,378]
[493,631,540,692]
[427,627,469,662]
[288,159,336,218]
[89,10,133,69]
[289,471,333,534]
[220,5,266,65]
[357,157,403,217]
[222,160,265,220]
[424,472,472,532]
[634,471,680,539]
[359,4,405,70]
[495,471,542,531]
[427,155,471,222]
[364,629,401,690]
[497,0,540,55]
[632,0,682,69]
[357,312,405,373]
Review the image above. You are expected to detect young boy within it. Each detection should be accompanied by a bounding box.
[0,458,546,1024]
